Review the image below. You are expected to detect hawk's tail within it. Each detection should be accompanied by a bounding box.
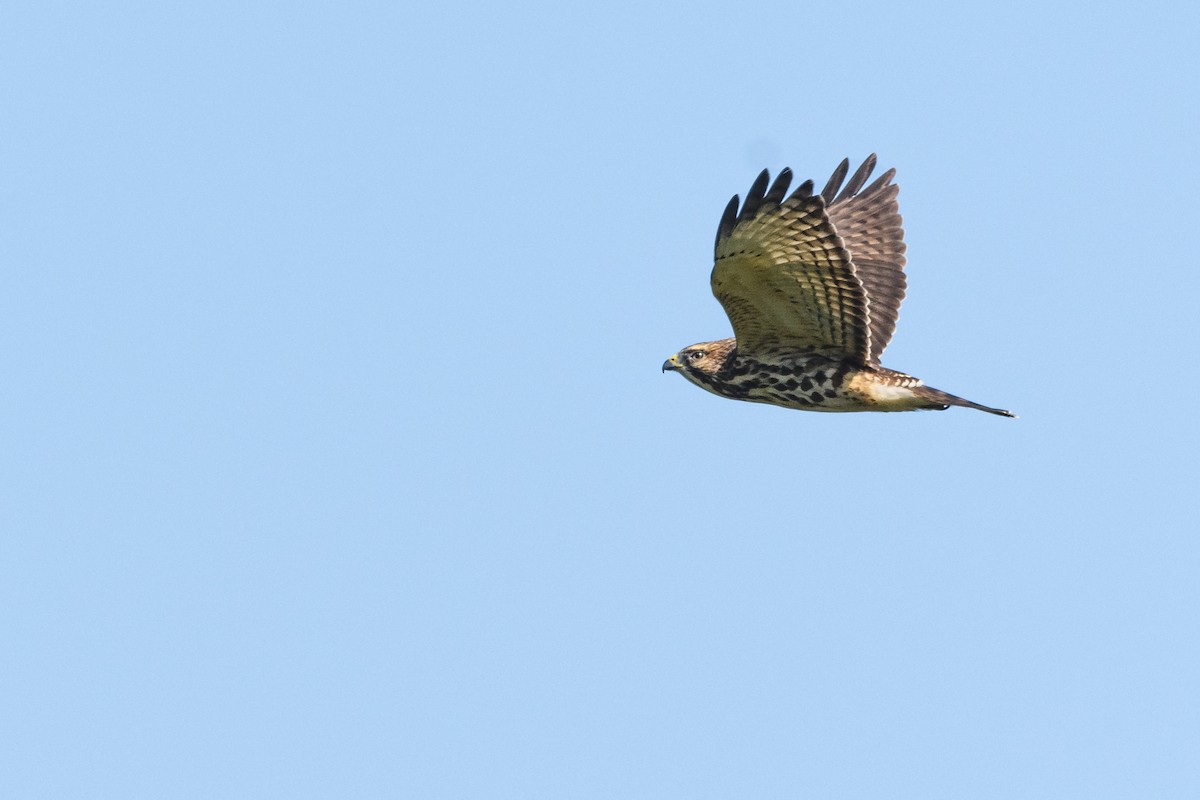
[914,385,1017,418]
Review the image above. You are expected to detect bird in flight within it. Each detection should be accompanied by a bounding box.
[663,155,1014,417]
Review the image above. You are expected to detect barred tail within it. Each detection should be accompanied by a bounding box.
[914,385,1016,418]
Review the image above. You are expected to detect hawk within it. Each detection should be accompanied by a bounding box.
[663,154,1015,418]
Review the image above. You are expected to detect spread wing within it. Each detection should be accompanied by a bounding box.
[824,158,907,362]
[710,155,907,365]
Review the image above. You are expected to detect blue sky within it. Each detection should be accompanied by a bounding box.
[3,2,1198,797]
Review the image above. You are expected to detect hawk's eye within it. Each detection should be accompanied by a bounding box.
[689,351,705,361]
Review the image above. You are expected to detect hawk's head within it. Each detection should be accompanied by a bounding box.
[662,338,737,387]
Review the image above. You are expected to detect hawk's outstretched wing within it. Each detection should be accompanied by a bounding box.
[825,159,907,363]
[710,155,907,365]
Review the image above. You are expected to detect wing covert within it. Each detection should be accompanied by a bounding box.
[711,165,871,362]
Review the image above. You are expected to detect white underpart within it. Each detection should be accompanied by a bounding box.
[863,379,926,409]
[868,382,919,401]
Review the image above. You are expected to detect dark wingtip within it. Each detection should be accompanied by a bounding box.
[715,193,740,253]
[820,158,850,203]
[789,179,814,201]
[862,166,897,196]
[762,167,792,208]
[834,154,878,203]
[738,169,771,222]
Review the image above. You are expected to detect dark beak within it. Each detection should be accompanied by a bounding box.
[662,356,680,373]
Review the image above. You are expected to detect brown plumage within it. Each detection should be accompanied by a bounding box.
[663,155,1014,418]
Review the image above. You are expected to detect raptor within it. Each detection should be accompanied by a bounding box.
[663,155,1014,418]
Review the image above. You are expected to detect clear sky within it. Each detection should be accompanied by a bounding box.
[3,2,1198,797]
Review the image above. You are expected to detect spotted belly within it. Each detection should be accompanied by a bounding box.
[742,381,873,412]
[697,355,931,413]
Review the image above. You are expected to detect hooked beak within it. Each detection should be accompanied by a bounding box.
[662,354,681,373]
